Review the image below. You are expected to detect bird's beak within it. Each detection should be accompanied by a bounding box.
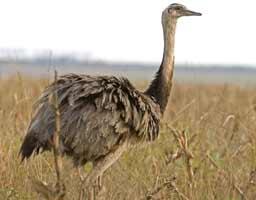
[183,9,202,16]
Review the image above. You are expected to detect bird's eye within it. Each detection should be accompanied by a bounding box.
[176,7,182,11]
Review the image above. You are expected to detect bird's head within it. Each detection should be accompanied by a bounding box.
[162,3,201,25]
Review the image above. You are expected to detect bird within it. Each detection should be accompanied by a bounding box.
[20,2,201,191]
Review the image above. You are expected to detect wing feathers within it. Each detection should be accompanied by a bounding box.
[20,74,161,162]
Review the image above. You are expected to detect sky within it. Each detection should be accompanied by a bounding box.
[0,0,255,65]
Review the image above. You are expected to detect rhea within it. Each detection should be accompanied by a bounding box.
[20,2,201,192]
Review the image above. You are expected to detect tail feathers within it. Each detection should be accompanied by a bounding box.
[19,133,43,161]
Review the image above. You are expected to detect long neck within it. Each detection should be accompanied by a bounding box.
[145,18,177,114]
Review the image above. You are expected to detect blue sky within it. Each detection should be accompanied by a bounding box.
[0,0,255,64]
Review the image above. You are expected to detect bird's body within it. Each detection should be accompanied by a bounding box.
[20,3,201,192]
[20,74,161,166]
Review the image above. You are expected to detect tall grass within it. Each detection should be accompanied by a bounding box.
[1,74,256,199]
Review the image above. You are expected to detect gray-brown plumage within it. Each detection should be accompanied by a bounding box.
[21,74,160,165]
[20,3,201,186]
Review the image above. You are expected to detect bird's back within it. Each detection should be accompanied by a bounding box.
[20,74,161,165]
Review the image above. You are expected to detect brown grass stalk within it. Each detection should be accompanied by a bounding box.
[31,71,66,200]
[206,153,248,200]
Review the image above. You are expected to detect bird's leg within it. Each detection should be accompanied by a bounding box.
[77,166,86,182]
[76,166,88,200]
[95,175,107,200]
[77,165,101,199]
[76,165,102,199]
[82,140,128,199]
[84,140,128,186]
[97,175,102,190]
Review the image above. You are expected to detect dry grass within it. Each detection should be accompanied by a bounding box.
[1,74,256,199]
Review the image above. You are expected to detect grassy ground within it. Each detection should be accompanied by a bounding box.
[1,74,256,199]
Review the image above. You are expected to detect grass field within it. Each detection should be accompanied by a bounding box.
[1,74,256,199]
